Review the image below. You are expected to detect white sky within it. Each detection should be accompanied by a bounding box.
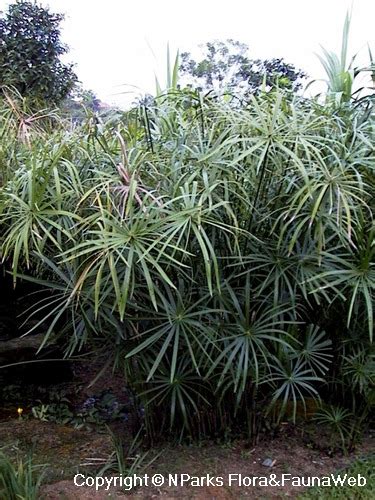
[4,0,375,106]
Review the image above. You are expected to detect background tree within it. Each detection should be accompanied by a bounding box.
[61,86,103,122]
[0,0,77,104]
[180,39,306,94]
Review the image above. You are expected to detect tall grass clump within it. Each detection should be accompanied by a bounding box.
[0,448,45,500]
[0,36,373,445]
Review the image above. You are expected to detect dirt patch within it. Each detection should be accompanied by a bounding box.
[0,419,113,483]
[1,363,373,499]
[33,424,374,499]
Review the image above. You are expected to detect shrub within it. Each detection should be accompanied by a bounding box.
[0,73,373,442]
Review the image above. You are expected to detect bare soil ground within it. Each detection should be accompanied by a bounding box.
[1,418,373,499]
[1,358,373,498]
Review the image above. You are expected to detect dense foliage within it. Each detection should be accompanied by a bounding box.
[0,1,77,104]
[0,76,373,443]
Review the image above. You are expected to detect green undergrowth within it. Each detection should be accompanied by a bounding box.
[300,454,375,499]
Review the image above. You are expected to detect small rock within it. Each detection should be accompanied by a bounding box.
[261,458,276,467]
[312,460,324,465]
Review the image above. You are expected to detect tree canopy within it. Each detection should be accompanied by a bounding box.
[0,0,77,104]
[180,39,306,95]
